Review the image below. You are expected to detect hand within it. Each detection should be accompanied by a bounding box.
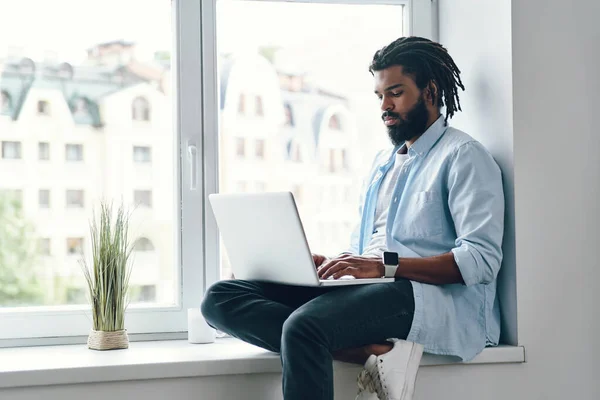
[318,254,385,280]
[312,253,329,269]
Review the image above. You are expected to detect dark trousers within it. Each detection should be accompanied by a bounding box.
[201,279,415,400]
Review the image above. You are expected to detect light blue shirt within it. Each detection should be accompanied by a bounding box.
[347,116,504,361]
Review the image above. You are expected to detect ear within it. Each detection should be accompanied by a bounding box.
[424,81,438,106]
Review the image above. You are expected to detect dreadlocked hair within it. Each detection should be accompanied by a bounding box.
[369,36,465,122]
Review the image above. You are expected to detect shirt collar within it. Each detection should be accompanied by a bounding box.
[407,115,447,158]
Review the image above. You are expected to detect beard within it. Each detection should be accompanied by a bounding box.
[383,95,430,146]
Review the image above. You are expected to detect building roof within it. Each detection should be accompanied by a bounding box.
[0,58,152,126]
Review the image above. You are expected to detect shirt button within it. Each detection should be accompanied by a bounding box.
[393,197,398,203]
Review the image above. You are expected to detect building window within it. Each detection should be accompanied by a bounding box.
[38,142,50,160]
[66,190,84,208]
[1,91,12,113]
[292,144,302,163]
[37,100,50,115]
[38,238,51,256]
[255,139,265,159]
[328,114,341,130]
[329,148,336,173]
[133,237,155,251]
[238,93,246,115]
[73,97,88,116]
[133,146,152,163]
[65,144,83,161]
[2,141,21,159]
[132,96,150,121]
[341,148,349,170]
[284,103,294,127]
[255,96,264,116]
[39,189,50,208]
[235,137,245,158]
[134,190,152,207]
[66,238,84,255]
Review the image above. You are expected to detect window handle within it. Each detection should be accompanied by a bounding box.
[187,142,198,191]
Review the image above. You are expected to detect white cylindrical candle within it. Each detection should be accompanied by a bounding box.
[188,308,216,344]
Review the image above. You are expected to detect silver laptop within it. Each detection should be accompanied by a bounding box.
[208,192,394,287]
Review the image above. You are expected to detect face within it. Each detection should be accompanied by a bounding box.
[373,65,435,146]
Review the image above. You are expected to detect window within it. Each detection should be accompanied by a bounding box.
[238,93,246,115]
[73,97,88,115]
[284,103,294,127]
[0,0,432,345]
[65,190,84,208]
[134,190,152,207]
[329,148,336,173]
[133,146,152,163]
[39,189,50,208]
[66,237,84,255]
[37,100,50,115]
[2,141,21,159]
[37,238,51,256]
[38,142,50,160]
[341,148,349,170]
[132,96,150,121]
[255,139,265,159]
[65,144,83,161]
[1,91,12,113]
[328,114,341,130]
[235,137,245,158]
[291,143,302,162]
[215,0,411,280]
[255,95,264,116]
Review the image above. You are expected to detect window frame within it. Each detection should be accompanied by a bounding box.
[0,0,435,346]
[0,0,203,346]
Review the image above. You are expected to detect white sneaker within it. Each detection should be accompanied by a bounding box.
[356,339,424,400]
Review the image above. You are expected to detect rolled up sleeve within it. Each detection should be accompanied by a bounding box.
[447,142,505,286]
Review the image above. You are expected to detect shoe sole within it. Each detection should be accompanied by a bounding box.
[400,342,424,400]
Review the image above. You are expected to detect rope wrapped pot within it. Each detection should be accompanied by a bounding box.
[87,329,129,350]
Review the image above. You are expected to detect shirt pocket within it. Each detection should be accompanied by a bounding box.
[396,191,443,238]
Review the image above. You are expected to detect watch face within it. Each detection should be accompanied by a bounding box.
[383,252,398,265]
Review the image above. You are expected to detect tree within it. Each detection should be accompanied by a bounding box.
[0,192,45,306]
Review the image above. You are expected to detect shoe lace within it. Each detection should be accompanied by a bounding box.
[356,367,385,399]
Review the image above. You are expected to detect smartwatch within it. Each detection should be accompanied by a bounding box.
[382,251,399,278]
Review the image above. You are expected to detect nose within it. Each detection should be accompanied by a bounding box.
[380,96,394,113]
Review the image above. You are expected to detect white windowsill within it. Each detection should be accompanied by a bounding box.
[0,338,525,389]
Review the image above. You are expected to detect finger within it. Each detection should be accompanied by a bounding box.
[320,262,349,279]
[331,267,358,280]
[337,253,354,259]
[317,259,336,278]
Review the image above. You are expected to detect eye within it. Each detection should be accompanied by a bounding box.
[391,91,403,97]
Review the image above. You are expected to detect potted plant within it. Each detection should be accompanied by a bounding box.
[80,201,134,350]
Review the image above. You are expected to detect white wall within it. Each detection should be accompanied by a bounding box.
[438,0,517,346]
[2,0,600,399]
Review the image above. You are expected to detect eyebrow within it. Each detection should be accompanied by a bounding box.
[374,83,404,94]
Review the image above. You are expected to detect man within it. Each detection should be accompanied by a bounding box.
[201,37,504,400]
